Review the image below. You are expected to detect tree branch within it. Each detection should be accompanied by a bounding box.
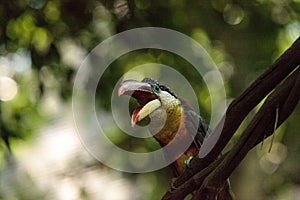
[163,37,300,199]
[192,67,300,199]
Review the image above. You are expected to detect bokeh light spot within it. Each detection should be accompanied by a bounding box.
[32,28,52,53]
[27,0,47,9]
[44,1,60,23]
[58,39,87,68]
[223,4,245,25]
[0,76,18,101]
[0,57,15,77]
[9,48,32,73]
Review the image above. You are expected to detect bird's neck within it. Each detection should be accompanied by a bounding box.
[149,99,183,146]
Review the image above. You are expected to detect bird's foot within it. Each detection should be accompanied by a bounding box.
[184,156,193,168]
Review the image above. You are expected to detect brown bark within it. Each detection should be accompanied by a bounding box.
[162,37,300,200]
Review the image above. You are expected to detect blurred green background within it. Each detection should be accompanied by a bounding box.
[0,0,299,199]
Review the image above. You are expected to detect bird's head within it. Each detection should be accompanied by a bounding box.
[118,78,182,130]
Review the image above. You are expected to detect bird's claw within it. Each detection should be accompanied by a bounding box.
[184,156,193,168]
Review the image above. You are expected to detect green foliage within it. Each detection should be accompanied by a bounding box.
[0,0,299,199]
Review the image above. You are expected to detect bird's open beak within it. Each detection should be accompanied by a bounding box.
[118,80,161,126]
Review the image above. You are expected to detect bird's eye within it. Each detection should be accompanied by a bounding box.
[151,84,160,94]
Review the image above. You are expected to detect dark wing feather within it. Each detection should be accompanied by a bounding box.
[180,98,210,151]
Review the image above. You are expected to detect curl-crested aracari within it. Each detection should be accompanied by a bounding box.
[118,78,234,199]
[118,78,209,175]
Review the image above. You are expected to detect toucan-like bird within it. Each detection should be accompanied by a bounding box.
[118,78,234,199]
[118,78,209,175]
